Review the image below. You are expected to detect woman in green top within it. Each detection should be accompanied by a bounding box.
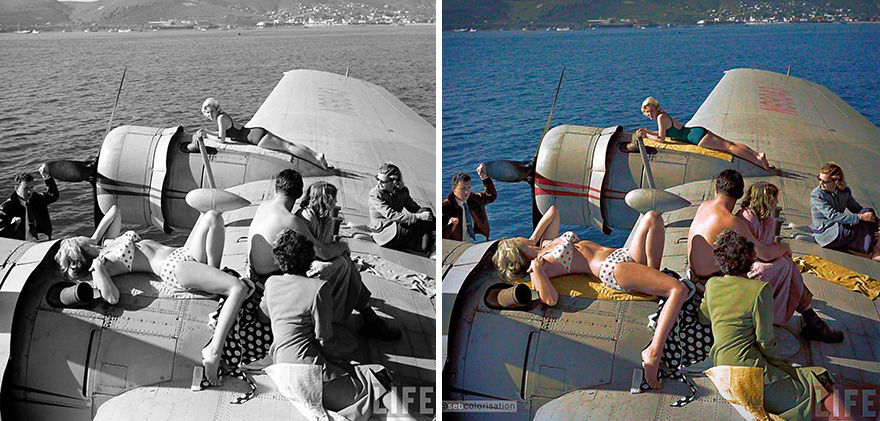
[636,97,771,171]
[703,229,833,420]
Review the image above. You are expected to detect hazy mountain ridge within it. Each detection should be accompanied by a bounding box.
[443,0,880,30]
[1,0,434,28]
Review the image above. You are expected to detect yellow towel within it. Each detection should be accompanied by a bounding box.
[794,255,880,300]
[705,366,785,421]
[510,273,657,302]
[643,137,734,162]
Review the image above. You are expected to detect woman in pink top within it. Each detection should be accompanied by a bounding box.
[736,182,842,343]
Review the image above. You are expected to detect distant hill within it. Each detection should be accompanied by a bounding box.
[442,0,880,30]
[0,0,434,28]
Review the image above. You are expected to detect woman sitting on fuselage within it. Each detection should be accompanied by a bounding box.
[54,205,251,385]
[492,205,687,388]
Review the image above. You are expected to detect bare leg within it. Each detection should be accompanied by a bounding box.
[699,133,770,171]
[627,211,665,270]
[174,261,248,385]
[252,130,328,170]
[92,204,123,242]
[183,210,224,268]
[615,263,687,388]
[531,205,561,246]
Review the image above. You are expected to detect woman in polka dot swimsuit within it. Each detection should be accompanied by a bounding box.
[55,205,251,386]
[493,205,688,388]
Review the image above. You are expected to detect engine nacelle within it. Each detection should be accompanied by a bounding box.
[534,124,761,233]
[96,125,311,233]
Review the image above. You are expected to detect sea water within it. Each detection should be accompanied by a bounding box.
[0,25,435,242]
[442,23,880,246]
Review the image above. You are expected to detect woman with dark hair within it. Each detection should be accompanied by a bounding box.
[262,229,416,420]
[737,182,842,342]
[492,205,687,388]
[703,230,833,419]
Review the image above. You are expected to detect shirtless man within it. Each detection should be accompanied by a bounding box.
[248,169,401,341]
[689,169,842,342]
[688,169,790,281]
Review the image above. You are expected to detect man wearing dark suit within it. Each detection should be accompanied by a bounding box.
[442,164,497,242]
[0,165,60,241]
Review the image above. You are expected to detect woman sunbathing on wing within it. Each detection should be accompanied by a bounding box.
[635,97,771,171]
[54,205,251,386]
[492,206,687,388]
[188,97,329,170]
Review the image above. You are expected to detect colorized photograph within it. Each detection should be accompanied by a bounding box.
[440,2,880,420]
[0,1,436,419]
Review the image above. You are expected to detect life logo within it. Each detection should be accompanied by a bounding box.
[815,382,880,420]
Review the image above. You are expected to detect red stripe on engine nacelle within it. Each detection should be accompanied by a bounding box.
[534,173,600,193]
[534,186,601,200]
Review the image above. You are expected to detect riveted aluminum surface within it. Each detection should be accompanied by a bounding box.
[534,125,618,233]
[96,125,180,231]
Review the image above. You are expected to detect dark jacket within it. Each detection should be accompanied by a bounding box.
[809,185,864,247]
[442,177,497,241]
[0,178,60,240]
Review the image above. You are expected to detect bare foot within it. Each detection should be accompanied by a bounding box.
[641,349,661,389]
[316,153,330,170]
[202,345,221,386]
[758,153,771,171]
[93,276,119,305]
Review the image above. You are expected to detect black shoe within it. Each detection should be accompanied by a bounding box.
[359,317,402,341]
[801,319,844,343]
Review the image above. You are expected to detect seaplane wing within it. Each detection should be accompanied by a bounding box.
[689,68,880,206]
[88,70,435,233]
[443,68,880,420]
[248,69,435,206]
[3,70,436,420]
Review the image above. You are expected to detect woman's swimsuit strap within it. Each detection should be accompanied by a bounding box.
[219,112,250,142]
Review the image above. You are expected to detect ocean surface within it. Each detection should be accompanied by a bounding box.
[0,25,435,243]
[442,23,880,247]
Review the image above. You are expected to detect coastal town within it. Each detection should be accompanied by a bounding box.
[443,0,879,31]
[2,2,435,33]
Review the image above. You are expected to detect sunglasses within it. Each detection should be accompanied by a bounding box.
[817,175,842,186]
[376,176,401,184]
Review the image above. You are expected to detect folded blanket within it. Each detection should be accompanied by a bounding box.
[705,366,785,421]
[265,364,346,421]
[643,137,734,162]
[794,255,880,299]
[510,273,657,302]
[353,254,435,298]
